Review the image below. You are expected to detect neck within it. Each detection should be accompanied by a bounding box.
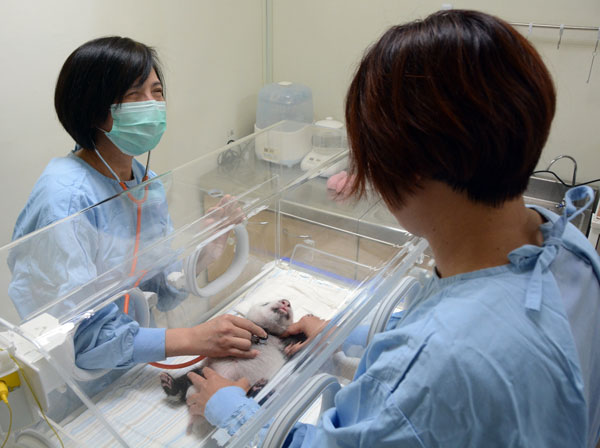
[77,133,134,181]
[392,181,544,278]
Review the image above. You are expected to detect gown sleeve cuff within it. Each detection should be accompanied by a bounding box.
[205,386,260,430]
[132,327,166,364]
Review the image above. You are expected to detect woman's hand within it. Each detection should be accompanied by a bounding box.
[193,315,267,358]
[281,315,329,357]
[186,367,250,417]
[165,315,267,359]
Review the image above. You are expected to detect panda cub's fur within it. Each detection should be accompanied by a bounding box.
[160,299,304,403]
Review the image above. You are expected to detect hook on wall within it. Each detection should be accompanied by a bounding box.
[511,22,600,82]
[557,24,565,49]
[587,28,600,84]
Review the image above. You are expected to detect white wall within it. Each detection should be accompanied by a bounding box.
[3,1,599,245]
[272,0,600,188]
[0,0,264,244]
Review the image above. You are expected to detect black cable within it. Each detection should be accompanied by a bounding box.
[217,146,242,167]
[532,170,600,188]
[217,139,254,172]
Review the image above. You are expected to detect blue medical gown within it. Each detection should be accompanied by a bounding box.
[205,189,600,447]
[8,153,188,369]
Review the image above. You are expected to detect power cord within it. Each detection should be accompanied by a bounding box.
[0,349,64,448]
[217,139,253,172]
[532,170,600,188]
[0,381,11,448]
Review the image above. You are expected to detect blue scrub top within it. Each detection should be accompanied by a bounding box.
[8,152,188,369]
[204,187,600,448]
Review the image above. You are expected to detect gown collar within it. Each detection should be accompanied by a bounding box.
[508,186,594,311]
[426,186,595,312]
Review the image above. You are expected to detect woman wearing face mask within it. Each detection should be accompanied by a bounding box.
[9,37,266,374]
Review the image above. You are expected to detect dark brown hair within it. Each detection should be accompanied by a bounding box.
[55,36,164,150]
[345,9,556,208]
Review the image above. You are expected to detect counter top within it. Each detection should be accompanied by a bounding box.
[194,145,409,245]
[280,176,410,245]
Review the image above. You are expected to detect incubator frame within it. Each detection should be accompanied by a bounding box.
[0,122,430,447]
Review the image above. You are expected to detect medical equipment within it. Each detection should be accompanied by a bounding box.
[0,122,431,447]
[97,146,231,372]
[300,117,348,177]
[254,82,314,166]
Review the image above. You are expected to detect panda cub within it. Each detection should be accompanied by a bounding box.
[160,299,304,402]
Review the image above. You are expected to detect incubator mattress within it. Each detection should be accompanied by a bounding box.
[59,266,351,447]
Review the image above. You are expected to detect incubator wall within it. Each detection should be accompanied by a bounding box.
[0,122,431,447]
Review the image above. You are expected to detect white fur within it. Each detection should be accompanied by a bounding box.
[183,300,295,435]
[186,299,293,398]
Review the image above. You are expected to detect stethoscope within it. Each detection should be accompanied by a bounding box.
[94,148,151,317]
[93,148,249,370]
[94,148,196,370]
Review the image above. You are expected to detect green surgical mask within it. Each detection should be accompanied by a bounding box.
[104,100,167,156]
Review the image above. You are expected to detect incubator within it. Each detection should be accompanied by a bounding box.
[0,122,431,447]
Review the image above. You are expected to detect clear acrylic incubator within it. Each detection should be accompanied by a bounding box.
[0,122,432,447]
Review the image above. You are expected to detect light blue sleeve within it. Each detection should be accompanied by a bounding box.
[204,386,303,446]
[290,387,424,447]
[204,386,261,434]
[204,386,306,446]
[74,304,166,369]
[203,382,420,448]
[280,345,427,448]
[8,184,168,370]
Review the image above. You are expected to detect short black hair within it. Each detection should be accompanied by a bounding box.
[346,10,556,208]
[54,36,165,149]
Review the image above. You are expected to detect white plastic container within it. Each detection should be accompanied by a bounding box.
[255,82,314,166]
